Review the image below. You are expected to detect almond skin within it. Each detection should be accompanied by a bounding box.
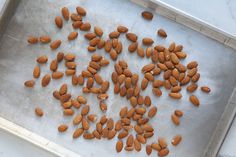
[157,28,167,38]
[201,86,211,93]
[172,135,182,146]
[61,7,69,20]
[64,53,76,61]
[189,95,200,106]
[116,140,123,152]
[141,11,153,20]
[50,40,61,50]
[55,16,63,28]
[41,74,51,87]
[126,33,138,42]
[117,25,128,33]
[27,36,38,44]
[39,35,51,43]
[76,6,86,16]
[58,124,68,132]
[33,65,40,78]
[35,107,43,117]
[68,31,78,40]
[142,38,154,45]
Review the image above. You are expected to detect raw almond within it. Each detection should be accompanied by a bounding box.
[97,39,105,49]
[50,40,61,49]
[107,118,114,130]
[174,110,184,117]
[57,52,64,62]
[151,50,158,62]
[116,140,123,152]
[171,114,180,125]
[137,45,145,58]
[93,130,101,139]
[186,83,198,92]
[58,124,68,132]
[176,51,187,59]
[145,72,154,81]
[55,16,63,28]
[71,14,82,21]
[174,45,183,52]
[73,128,84,138]
[76,6,86,16]
[171,134,182,146]
[201,86,211,93]
[77,96,87,104]
[80,22,91,31]
[59,84,67,95]
[142,38,154,45]
[151,143,161,151]
[148,106,157,118]
[24,80,35,87]
[118,130,128,139]
[136,134,146,144]
[100,81,110,93]
[158,137,168,148]
[35,107,43,117]
[157,63,168,71]
[188,68,197,77]
[41,74,51,87]
[192,73,200,82]
[157,28,167,38]
[170,53,180,64]
[169,92,182,99]
[68,31,78,40]
[134,139,141,151]
[158,148,169,156]
[142,63,155,73]
[153,88,162,97]
[141,78,148,90]
[33,65,40,78]
[180,76,190,85]
[83,132,95,139]
[53,91,60,100]
[171,86,181,93]
[187,61,198,69]
[87,46,96,52]
[94,26,103,37]
[87,114,97,122]
[60,94,71,103]
[146,47,153,58]
[104,40,112,52]
[37,55,48,64]
[27,36,38,44]
[110,49,118,60]
[141,11,153,20]
[84,33,96,40]
[146,145,152,155]
[153,80,163,88]
[89,37,100,47]
[50,59,58,72]
[126,33,137,42]
[63,109,74,116]
[52,71,64,79]
[117,25,128,33]
[163,70,172,80]
[168,42,176,52]
[109,31,120,38]
[126,134,134,147]
[81,105,90,116]
[128,42,138,52]
[64,53,75,61]
[107,130,116,139]
[115,41,122,53]
[131,74,139,85]
[189,95,200,106]
[164,80,171,90]
[82,118,90,130]
[73,114,83,125]
[61,7,69,20]
[144,96,151,106]
[39,35,51,43]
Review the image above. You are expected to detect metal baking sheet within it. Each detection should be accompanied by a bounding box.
[0,0,236,157]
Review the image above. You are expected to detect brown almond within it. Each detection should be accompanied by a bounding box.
[100,81,110,93]
[109,31,120,39]
[93,130,101,139]
[128,42,138,52]
[27,36,38,44]
[142,38,154,45]
[115,120,122,131]
[50,40,61,49]
[146,145,152,155]
[72,99,81,108]
[82,118,90,130]
[115,41,123,54]
[192,73,200,82]
[65,69,75,76]
[39,35,51,43]
[170,53,180,64]
[55,16,63,28]
[24,80,35,88]
[50,59,58,72]
[136,134,146,144]
[187,83,198,92]
[151,50,158,63]
[148,106,157,118]
[141,11,153,20]
[100,115,107,125]
[120,106,128,118]
[91,54,102,61]
[107,118,114,130]
[37,55,48,64]
[151,143,161,151]
[80,22,91,31]
[144,96,151,106]
[116,140,123,152]
[118,130,128,139]
[169,76,178,86]
[188,68,197,77]
[66,62,76,69]
[70,13,82,21]
[187,61,198,69]
[41,74,51,87]
[137,45,145,58]
[145,72,154,81]
[61,7,69,20]
[73,128,84,138]
[171,86,182,93]
[169,92,182,99]
[131,74,139,85]
[172,135,182,146]
[87,46,96,52]
[146,47,153,58]
[158,137,168,149]
[189,95,200,106]
[94,26,103,37]
[84,33,96,40]
[110,49,118,61]
[35,107,43,117]
[168,42,176,52]
[180,76,190,85]
[81,105,90,116]
[77,74,84,85]
[157,63,168,71]
[68,31,78,40]
[141,78,148,90]
[107,130,116,139]
[64,53,75,61]
[83,132,95,139]
[59,84,67,95]
[134,139,141,152]
[94,74,103,85]
[97,39,105,49]
[174,110,183,117]
[33,65,40,78]
[104,40,112,52]
[158,148,169,156]
[77,96,87,104]
[60,94,71,103]
[201,86,211,93]
[57,52,64,62]
[117,25,128,33]
[174,45,183,52]
[126,33,137,42]
[89,37,100,47]
[157,28,167,38]
[76,6,86,16]
[152,67,161,75]
[126,134,134,147]
[63,109,74,116]
[73,114,83,125]
[100,102,107,112]
[152,88,162,97]
[142,63,155,73]
[58,124,68,132]
[171,114,180,125]
[176,51,187,59]
[87,114,97,122]
[52,71,64,79]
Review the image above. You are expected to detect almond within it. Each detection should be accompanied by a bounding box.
[115,120,122,131]
[152,88,162,97]
[187,68,197,77]
[53,91,60,100]
[171,114,180,125]
[61,7,69,20]
[77,96,87,104]
[146,145,152,155]
[57,52,64,62]
[142,63,155,73]
[73,114,83,125]
[174,110,184,117]
[126,134,134,147]
[170,53,179,64]
[82,118,90,130]
[33,65,40,78]
[158,51,165,63]
[76,6,86,16]
[93,130,101,139]
[174,45,183,52]
[49,59,57,72]
[68,31,78,40]
[176,51,187,59]
[117,25,128,33]
[153,80,163,88]
[39,35,51,43]
[131,74,139,85]
[63,109,74,116]
[116,140,123,152]
[201,86,211,93]
[41,74,51,87]
[97,39,105,49]
[143,132,154,138]
[157,28,167,38]
[163,70,172,80]
[104,40,112,52]
[73,128,84,138]
[164,80,171,90]
[107,130,116,139]
[87,114,97,122]
[169,76,178,86]
[186,83,198,92]
[151,143,161,151]
[192,73,200,82]
[180,76,190,85]
[37,55,48,64]
[171,85,181,93]
[84,33,96,40]
[59,84,67,95]
[52,71,64,79]
[60,94,71,103]
[118,130,128,139]
[141,11,153,20]
[145,73,154,81]
[187,61,198,69]
[83,132,95,139]
[136,134,146,144]
[100,115,107,125]
[64,53,75,61]
[165,61,174,69]
[80,22,91,31]
[55,16,63,28]
[94,73,103,85]
[50,40,61,49]
[148,106,157,118]
[110,49,118,60]
[27,36,38,44]
[144,96,151,106]
[128,42,138,52]
[151,50,158,63]
[65,69,75,76]
[137,45,145,58]
[87,46,96,52]
[24,80,35,87]
[62,101,72,109]
[146,47,153,58]
[71,14,82,21]
[115,41,123,54]
[107,118,114,130]
[189,95,200,106]
[130,96,137,107]
[89,37,100,47]
[100,81,110,93]
[66,62,76,69]
[175,63,186,72]
[35,107,43,117]
[126,33,137,42]
[157,63,168,71]
[58,124,68,132]
[109,31,120,39]
[142,38,154,45]
[94,26,103,37]
[169,92,182,99]
[125,77,132,89]
[179,72,185,82]
[81,105,90,116]
[152,67,161,75]
[171,135,182,146]
[134,139,141,152]
[141,78,148,90]
[158,148,169,156]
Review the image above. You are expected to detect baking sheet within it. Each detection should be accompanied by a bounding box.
[0,0,236,157]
